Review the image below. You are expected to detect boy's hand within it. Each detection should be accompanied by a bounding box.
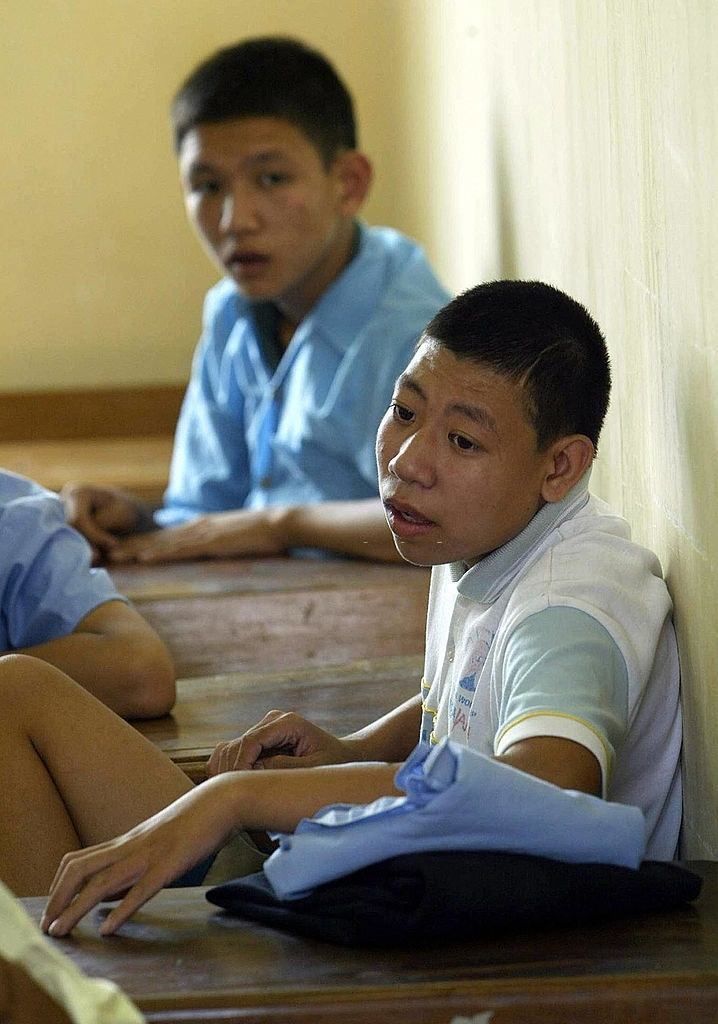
[40,776,237,938]
[207,710,352,774]
[106,509,286,564]
[61,484,143,559]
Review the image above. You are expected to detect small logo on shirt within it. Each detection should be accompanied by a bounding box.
[458,672,477,692]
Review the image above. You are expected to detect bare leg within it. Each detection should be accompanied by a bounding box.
[0,655,193,896]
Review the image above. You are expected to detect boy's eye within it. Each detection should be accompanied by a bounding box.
[449,432,480,453]
[190,179,221,196]
[391,402,414,424]
[258,172,289,188]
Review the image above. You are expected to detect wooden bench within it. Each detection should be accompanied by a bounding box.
[0,435,173,504]
[112,558,430,678]
[135,655,423,781]
[21,861,718,1022]
[111,555,428,602]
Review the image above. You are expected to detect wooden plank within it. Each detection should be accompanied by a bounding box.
[111,556,429,603]
[135,655,422,780]
[0,436,173,503]
[127,567,430,678]
[21,862,718,1022]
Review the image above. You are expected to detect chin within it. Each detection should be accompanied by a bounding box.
[394,540,450,568]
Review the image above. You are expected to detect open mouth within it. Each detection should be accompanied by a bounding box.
[225,253,270,275]
[384,500,436,537]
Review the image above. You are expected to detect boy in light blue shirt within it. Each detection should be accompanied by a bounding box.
[0,470,175,718]
[63,37,448,565]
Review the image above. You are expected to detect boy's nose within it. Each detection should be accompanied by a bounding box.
[219,189,260,234]
[388,432,436,488]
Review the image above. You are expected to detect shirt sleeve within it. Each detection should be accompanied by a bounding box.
[157,281,251,526]
[494,606,629,794]
[0,493,125,650]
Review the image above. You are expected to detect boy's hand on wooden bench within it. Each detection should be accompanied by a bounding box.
[207,710,356,775]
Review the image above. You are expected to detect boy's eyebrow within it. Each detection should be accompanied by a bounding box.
[184,160,219,177]
[394,373,498,433]
[245,149,290,165]
[394,373,424,399]
[185,150,290,177]
[450,402,498,433]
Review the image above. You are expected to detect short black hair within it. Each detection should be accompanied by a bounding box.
[171,36,356,164]
[424,280,611,451]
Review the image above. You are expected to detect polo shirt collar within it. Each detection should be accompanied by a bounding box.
[451,470,592,603]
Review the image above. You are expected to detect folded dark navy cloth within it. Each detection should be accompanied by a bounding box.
[206,850,702,947]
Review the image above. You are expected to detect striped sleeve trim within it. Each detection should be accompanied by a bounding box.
[494,712,612,797]
[420,676,438,714]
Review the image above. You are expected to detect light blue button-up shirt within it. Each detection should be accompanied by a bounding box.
[0,472,122,650]
[156,225,450,525]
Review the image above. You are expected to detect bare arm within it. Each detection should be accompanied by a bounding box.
[41,725,600,938]
[42,760,401,937]
[498,736,601,796]
[20,601,175,719]
[106,498,402,565]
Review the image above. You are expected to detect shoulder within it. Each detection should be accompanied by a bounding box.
[517,497,667,599]
[0,470,49,506]
[200,278,250,338]
[361,225,449,310]
[501,497,672,668]
[545,496,664,585]
[337,226,449,366]
[0,472,64,534]
[0,477,69,549]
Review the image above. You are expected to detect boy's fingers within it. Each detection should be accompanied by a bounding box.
[45,858,147,937]
[208,711,308,774]
[43,844,114,925]
[110,532,187,565]
[98,872,169,936]
[80,520,118,551]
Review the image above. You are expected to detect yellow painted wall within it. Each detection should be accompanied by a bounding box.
[0,0,434,391]
[399,0,717,857]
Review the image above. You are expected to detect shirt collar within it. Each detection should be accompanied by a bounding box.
[451,470,592,603]
[299,222,387,352]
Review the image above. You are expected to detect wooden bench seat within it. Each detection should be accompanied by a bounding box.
[111,555,429,602]
[135,655,422,781]
[0,435,173,504]
[112,558,430,678]
[21,861,718,1022]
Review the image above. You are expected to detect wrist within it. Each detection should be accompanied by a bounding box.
[133,501,157,533]
[266,504,296,550]
[339,733,384,763]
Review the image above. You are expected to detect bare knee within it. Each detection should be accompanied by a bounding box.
[0,655,74,712]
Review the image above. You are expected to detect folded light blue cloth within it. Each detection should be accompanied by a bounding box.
[264,740,647,900]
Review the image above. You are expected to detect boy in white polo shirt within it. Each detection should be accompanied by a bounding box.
[0,281,681,935]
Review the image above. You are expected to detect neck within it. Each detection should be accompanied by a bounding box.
[275,219,358,329]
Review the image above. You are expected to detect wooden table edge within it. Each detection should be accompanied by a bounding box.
[135,969,718,1015]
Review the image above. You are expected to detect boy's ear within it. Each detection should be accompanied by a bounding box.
[541,435,594,503]
[332,151,373,215]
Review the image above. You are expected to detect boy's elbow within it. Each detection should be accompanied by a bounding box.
[115,641,176,720]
